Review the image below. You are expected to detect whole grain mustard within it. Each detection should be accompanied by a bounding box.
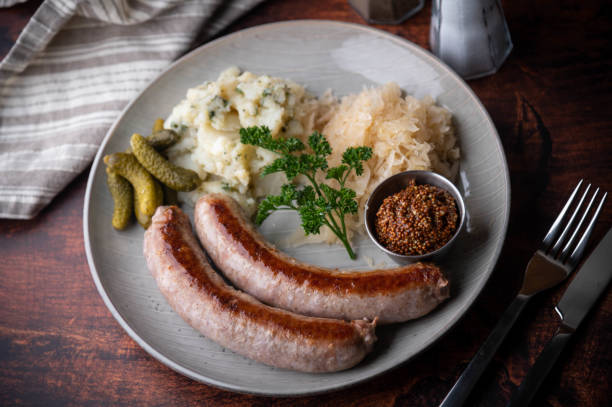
[375,179,458,256]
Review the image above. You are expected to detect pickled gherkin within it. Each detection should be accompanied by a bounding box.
[124,129,178,154]
[133,194,150,229]
[104,152,162,217]
[152,118,165,133]
[106,167,133,230]
[146,129,179,151]
[130,133,200,191]
[104,119,190,231]
[134,178,164,229]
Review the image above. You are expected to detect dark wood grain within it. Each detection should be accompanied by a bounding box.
[1,0,611,406]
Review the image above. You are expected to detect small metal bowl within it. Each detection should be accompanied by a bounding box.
[364,170,466,264]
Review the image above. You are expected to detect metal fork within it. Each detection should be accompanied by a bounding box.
[439,180,607,407]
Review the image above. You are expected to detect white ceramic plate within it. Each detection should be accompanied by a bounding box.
[84,21,510,396]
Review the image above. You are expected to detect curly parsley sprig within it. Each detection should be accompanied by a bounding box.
[240,125,372,259]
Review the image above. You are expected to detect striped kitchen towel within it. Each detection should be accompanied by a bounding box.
[0,0,264,219]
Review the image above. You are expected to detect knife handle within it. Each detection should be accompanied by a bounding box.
[439,294,530,407]
[506,324,574,407]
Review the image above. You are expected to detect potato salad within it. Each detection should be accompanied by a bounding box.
[165,67,322,214]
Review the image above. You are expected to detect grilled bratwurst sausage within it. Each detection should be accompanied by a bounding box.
[143,205,376,372]
[195,194,450,324]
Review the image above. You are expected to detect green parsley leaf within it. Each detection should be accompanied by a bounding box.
[240,126,372,259]
[342,146,373,176]
[326,165,348,183]
[308,131,332,157]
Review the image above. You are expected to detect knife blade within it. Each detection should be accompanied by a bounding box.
[555,227,612,329]
[507,227,612,407]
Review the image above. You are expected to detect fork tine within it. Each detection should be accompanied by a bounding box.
[541,180,583,251]
[567,191,608,269]
[548,183,592,257]
[549,183,592,257]
[559,188,600,261]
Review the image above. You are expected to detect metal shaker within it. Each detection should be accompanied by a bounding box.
[430,0,513,80]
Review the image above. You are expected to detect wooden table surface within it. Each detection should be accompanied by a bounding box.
[1,1,611,406]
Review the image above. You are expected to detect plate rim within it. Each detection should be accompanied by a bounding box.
[83,19,511,396]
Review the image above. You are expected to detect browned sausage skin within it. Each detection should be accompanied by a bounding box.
[143,205,376,372]
[195,194,450,324]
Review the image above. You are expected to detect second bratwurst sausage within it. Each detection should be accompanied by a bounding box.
[195,194,450,324]
[144,205,376,372]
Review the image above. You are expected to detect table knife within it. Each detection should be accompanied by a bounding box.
[506,227,612,407]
